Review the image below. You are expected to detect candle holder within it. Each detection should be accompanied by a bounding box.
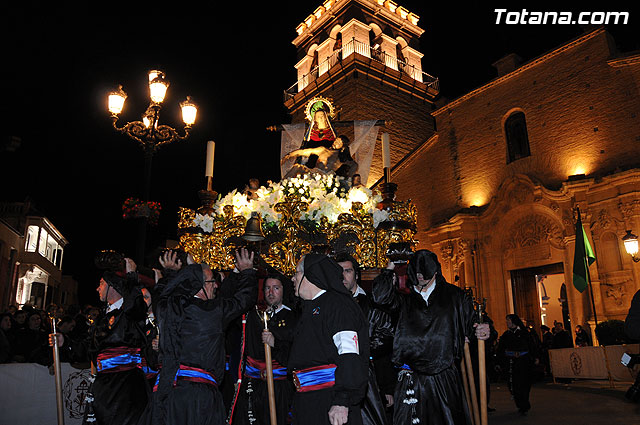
[197,189,218,216]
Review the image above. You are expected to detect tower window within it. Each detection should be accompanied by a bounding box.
[504,111,530,163]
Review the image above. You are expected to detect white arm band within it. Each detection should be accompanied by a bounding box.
[333,330,360,355]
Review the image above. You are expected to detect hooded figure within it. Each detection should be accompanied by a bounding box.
[372,249,475,425]
[289,254,370,425]
[143,249,257,425]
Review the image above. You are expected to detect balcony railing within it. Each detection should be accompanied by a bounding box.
[284,38,439,100]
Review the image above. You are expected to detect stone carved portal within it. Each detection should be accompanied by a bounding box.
[502,213,565,269]
[503,214,565,252]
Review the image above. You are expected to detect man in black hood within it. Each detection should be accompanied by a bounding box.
[372,249,490,425]
[289,254,370,425]
[143,248,258,425]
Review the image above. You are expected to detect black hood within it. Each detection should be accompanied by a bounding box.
[160,264,205,298]
[407,249,446,288]
[303,253,351,296]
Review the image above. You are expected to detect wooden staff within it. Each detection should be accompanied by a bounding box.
[477,300,488,425]
[464,341,480,425]
[50,316,65,425]
[263,311,277,425]
[459,357,475,425]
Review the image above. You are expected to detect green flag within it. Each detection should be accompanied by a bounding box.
[573,209,596,293]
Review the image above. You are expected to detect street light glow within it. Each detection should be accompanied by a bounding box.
[108,85,127,115]
[623,230,639,256]
[148,69,164,82]
[181,96,197,126]
[149,77,169,103]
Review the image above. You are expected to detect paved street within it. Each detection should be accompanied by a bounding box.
[487,379,640,424]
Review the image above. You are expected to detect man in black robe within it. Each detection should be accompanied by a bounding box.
[496,314,539,416]
[147,248,257,425]
[372,249,490,425]
[83,258,149,425]
[289,254,369,425]
[625,289,640,340]
[232,271,297,425]
[336,253,393,425]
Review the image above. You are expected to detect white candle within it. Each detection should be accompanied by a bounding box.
[205,140,215,177]
[382,133,390,169]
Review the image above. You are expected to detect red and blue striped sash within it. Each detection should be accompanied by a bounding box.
[175,364,218,386]
[292,364,337,392]
[139,357,160,380]
[96,347,141,373]
[244,356,287,380]
[152,364,218,392]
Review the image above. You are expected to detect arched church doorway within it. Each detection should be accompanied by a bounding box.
[510,262,567,338]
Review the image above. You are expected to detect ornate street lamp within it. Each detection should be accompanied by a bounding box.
[108,70,197,199]
[108,69,197,261]
[622,230,640,262]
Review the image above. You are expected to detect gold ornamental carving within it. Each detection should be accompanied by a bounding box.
[178,205,246,270]
[263,196,312,276]
[177,193,417,275]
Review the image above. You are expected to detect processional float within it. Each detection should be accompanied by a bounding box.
[176,97,418,275]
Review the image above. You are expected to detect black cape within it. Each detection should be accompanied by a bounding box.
[145,265,257,425]
[372,250,474,425]
[232,306,297,425]
[83,272,149,425]
[289,254,369,425]
[354,290,393,425]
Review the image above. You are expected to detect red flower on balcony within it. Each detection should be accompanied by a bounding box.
[122,198,162,226]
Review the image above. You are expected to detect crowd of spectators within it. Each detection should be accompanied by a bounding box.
[0,303,95,366]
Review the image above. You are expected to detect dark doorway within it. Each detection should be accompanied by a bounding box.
[510,262,565,337]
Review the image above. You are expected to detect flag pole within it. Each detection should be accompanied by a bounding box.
[573,206,598,342]
[576,207,599,333]
[587,265,599,329]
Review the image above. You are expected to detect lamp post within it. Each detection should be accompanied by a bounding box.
[623,230,640,262]
[108,70,197,262]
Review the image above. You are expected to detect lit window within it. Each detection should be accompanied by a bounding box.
[38,228,49,256]
[25,225,39,252]
[505,111,531,163]
[45,234,60,264]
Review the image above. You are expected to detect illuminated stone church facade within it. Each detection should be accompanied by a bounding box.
[284,1,640,335]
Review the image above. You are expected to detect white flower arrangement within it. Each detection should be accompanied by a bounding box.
[193,213,214,233]
[192,172,387,232]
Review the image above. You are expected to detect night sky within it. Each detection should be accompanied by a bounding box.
[2,1,638,305]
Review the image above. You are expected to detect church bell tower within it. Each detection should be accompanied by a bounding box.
[284,0,439,186]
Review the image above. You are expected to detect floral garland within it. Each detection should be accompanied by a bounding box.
[122,197,162,226]
[192,173,389,232]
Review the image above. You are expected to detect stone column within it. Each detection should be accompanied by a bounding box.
[459,239,476,294]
